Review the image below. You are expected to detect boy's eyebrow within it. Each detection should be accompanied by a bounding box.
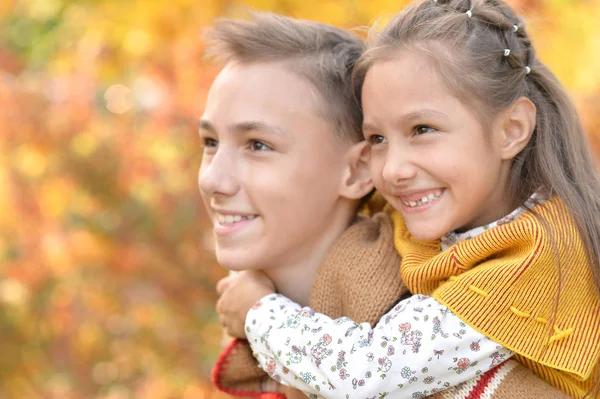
[198,120,288,136]
[230,121,289,136]
[199,119,216,133]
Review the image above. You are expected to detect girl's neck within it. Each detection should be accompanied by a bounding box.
[456,171,517,233]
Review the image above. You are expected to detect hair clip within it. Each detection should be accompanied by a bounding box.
[524,66,531,74]
[466,9,473,17]
[503,49,511,57]
[512,24,519,32]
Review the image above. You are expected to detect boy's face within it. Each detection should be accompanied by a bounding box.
[199,62,351,271]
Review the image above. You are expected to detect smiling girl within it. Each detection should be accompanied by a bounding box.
[217,0,600,398]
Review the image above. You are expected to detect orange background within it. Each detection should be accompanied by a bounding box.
[1,0,599,397]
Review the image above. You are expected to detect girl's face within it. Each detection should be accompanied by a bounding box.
[362,51,513,241]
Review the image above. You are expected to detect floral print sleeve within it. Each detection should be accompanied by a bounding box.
[246,293,513,399]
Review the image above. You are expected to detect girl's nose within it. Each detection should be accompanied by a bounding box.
[381,146,417,186]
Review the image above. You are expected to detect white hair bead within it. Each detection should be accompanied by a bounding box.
[525,66,531,74]
[512,24,519,32]
[466,9,473,18]
[504,49,511,57]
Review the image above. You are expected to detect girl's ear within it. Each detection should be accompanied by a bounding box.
[497,96,537,160]
[339,140,374,200]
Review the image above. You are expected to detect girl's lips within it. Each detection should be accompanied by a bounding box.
[398,188,444,204]
[398,189,445,214]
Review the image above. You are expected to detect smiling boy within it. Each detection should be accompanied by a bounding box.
[199,12,373,308]
[198,12,383,397]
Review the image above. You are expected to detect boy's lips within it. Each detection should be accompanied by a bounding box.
[213,215,259,237]
[214,212,257,225]
[210,208,260,236]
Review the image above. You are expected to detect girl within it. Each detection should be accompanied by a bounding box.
[217,0,600,397]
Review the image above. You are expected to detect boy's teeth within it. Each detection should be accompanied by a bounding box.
[409,201,417,207]
[421,196,429,203]
[216,213,257,225]
[427,193,435,200]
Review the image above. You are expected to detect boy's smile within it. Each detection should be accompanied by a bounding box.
[198,61,355,272]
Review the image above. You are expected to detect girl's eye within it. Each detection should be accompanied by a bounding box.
[414,125,437,136]
[249,140,273,151]
[203,137,219,148]
[368,135,387,145]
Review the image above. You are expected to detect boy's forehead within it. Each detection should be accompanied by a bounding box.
[204,61,337,137]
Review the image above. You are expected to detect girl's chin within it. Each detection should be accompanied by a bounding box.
[404,224,445,242]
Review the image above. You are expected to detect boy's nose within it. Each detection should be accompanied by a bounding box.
[198,150,239,198]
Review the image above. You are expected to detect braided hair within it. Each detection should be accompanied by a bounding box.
[356,3,600,394]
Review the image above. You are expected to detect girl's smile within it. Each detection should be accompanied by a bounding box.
[362,50,515,240]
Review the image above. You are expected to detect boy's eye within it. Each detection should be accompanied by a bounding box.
[203,137,219,148]
[368,134,387,145]
[249,140,273,151]
[414,125,436,136]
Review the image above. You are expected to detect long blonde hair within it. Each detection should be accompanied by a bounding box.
[356,0,600,393]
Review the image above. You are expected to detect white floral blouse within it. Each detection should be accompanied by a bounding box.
[245,196,542,399]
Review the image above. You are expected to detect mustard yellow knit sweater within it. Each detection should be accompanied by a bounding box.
[392,196,600,398]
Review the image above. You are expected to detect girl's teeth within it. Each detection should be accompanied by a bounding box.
[225,215,234,224]
[217,214,225,223]
[232,215,242,223]
[404,190,443,208]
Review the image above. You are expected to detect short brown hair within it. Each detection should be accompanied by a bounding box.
[204,11,365,142]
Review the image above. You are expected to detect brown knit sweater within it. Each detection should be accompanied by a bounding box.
[212,213,568,399]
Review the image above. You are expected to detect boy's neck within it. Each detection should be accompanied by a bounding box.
[263,206,356,307]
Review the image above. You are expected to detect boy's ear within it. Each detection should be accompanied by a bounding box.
[496,96,537,160]
[339,140,373,200]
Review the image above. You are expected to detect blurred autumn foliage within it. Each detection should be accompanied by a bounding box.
[1,0,599,398]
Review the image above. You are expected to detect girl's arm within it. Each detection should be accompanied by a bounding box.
[246,293,513,399]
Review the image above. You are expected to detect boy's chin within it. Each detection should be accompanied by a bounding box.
[215,250,264,272]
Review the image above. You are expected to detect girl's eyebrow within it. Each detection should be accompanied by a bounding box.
[362,122,378,132]
[362,109,448,132]
[402,109,448,123]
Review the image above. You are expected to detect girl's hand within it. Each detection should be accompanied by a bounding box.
[216,270,276,338]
